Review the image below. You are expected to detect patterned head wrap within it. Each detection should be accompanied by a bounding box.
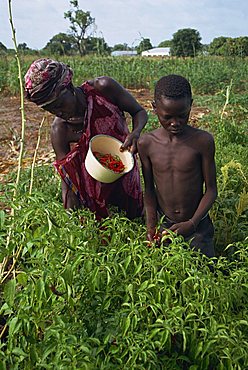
[24,58,73,107]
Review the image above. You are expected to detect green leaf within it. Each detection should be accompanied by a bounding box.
[41,343,56,361]
[139,280,149,291]
[182,330,187,352]
[17,272,28,286]
[133,262,142,276]
[22,241,33,256]
[4,279,16,306]
[0,302,12,316]
[79,345,91,355]
[127,284,133,300]
[0,210,5,228]
[161,329,169,346]
[12,347,28,357]
[123,315,131,336]
[8,317,21,337]
[35,278,45,301]
[62,265,73,285]
[236,320,248,326]
[149,328,161,339]
[124,255,131,270]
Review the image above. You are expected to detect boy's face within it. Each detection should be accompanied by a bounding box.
[153,96,192,135]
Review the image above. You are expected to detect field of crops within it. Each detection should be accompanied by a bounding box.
[0,56,248,369]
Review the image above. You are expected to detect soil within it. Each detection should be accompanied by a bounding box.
[0,89,209,184]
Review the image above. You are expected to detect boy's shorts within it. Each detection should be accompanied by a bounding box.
[158,211,215,258]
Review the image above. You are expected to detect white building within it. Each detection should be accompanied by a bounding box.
[141,47,170,57]
[111,50,137,57]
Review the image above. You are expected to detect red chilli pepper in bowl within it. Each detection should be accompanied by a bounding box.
[93,152,125,173]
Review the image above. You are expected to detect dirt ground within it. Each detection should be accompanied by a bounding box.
[0,89,209,184]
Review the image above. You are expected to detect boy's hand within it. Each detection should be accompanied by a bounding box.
[167,220,195,237]
[147,228,161,247]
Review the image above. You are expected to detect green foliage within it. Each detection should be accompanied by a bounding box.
[136,38,153,55]
[1,56,248,367]
[157,40,171,48]
[209,37,248,57]
[208,37,228,56]
[0,42,8,54]
[1,55,248,95]
[211,160,248,252]
[0,42,8,52]
[1,171,248,368]
[17,43,30,51]
[64,0,95,56]
[43,33,77,56]
[170,28,202,57]
[112,43,132,51]
[85,36,111,55]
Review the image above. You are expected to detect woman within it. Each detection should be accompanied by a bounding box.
[25,58,147,219]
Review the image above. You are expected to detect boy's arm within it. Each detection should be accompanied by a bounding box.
[189,133,217,226]
[137,135,158,241]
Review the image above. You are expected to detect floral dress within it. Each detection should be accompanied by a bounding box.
[53,81,143,219]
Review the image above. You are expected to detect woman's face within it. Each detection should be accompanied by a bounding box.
[43,88,78,121]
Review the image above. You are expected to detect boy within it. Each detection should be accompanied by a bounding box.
[137,75,217,257]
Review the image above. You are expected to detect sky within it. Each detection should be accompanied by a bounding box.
[1,0,247,50]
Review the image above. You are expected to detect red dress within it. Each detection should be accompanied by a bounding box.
[53,81,143,219]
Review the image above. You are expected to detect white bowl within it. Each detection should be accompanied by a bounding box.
[85,135,134,183]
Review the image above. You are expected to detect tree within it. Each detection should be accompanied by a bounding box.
[17,43,30,51]
[0,42,7,54]
[17,42,38,55]
[86,36,110,55]
[44,33,76,55]
[64,0,95,56]
[234,37,248,56]
[209,36,248,57]
[208,36,228,55]
[158,40,171,48]
[136,38,153,54]
[112,43,132,51]
[170,28,202,57]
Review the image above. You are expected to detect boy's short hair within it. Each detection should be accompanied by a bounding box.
[155,74,192,101]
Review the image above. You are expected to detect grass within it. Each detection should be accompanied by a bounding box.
[0,55,248,95]
[0,168,248,368]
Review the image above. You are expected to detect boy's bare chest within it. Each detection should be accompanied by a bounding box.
[150,140,201,173]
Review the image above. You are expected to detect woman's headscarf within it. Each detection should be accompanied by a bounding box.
[24,58,73,107]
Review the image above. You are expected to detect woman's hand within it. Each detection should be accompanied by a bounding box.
[120,131,140,154]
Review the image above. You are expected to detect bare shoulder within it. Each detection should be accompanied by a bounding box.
[90,76,118,91]
[89,76,126,106]
[138,129,160,147]
[194,127,215,145]
[190,127,215,156]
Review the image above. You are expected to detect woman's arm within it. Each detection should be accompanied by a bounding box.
[93,77,148,153]
[51,117,81,210]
